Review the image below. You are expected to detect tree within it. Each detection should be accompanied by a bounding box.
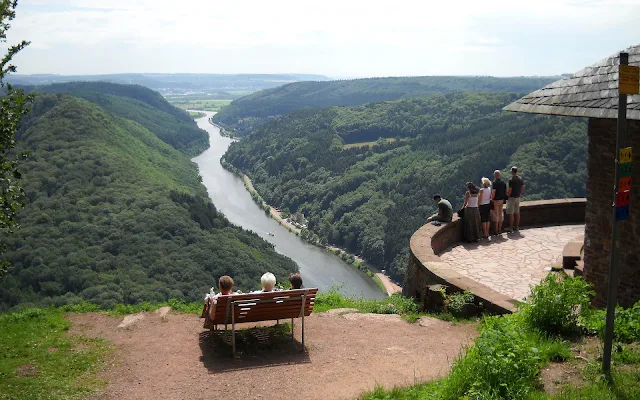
[1,0,30,278]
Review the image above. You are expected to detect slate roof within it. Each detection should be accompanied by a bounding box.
[504,44,640,120]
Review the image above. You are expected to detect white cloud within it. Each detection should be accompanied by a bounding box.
[5,0,640,76]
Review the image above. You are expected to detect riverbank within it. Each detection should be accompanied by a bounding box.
[220,155,398,297]
[208,118,238,140]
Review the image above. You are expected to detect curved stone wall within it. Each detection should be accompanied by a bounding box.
[404,198,586,314]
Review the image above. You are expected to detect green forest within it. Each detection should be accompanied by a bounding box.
[0,84,297,311]
[28,82,210,156]
[212,76,558,135]
[224,92,587,281]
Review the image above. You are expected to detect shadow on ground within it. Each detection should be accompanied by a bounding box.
[199,325,311,373]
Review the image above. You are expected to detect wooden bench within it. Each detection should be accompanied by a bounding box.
[201,288,318,357]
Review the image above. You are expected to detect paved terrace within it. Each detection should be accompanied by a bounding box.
[404,199,587,313]
[439,225,584,302]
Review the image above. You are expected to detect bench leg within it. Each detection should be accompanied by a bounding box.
[301,313,305,352]
[231,307,236,358]
[291,318,294,341]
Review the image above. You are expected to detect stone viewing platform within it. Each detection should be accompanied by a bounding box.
[438,225,584,303]
[404,199,586,314]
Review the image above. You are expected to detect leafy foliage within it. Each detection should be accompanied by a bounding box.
[584,301,640,344]
[314,289,420,317]
[0,92,296,311]
[0,0,31,278]
[213,76,559,135]
[224,93,587,280]
[444,291,475,316]
[520,275,594,336]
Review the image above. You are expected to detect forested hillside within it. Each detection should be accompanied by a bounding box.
[30,82,209,155]
[0,92,296,311]
[224,93,587,281]
[213,76,558,135]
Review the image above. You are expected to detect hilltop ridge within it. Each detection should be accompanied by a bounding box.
[212,76,560,135]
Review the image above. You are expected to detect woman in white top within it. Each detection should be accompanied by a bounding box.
[462,182,482,242]
[478,177,492,239]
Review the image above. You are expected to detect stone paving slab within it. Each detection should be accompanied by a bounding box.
[438,224,585,302]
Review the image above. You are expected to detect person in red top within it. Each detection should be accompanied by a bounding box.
[206,275,235,319]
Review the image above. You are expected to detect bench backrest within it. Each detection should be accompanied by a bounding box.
[210,288,318,325]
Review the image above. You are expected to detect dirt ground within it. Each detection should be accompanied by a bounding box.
[69,309,476,400]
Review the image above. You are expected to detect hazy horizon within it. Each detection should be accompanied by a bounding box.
[5,0,640,77]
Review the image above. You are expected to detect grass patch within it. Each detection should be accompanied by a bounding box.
[0,308,111,400]
[61,298,203,316]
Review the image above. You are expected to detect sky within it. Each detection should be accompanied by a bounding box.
[5,0,640,78]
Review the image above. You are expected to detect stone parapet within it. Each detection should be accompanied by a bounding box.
[405,198,586,314]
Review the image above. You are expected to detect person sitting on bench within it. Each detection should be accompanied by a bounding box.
[207,275,235,319]
[260,272,277,292]
[288,272,303,289]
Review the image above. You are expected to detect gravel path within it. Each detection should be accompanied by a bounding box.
[70,310,476,400]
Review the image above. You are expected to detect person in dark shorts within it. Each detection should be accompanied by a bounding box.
[426,194,453,223]
[491,170,508,234]
[506,166,525,232]
[478,177,492,238]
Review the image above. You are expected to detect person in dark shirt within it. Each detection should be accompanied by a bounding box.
[426,194,453,223]
[491,170,508,234]
[288,272,303,289]
[506,166,525,232]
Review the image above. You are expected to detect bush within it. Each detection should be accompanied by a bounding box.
[440,314,570,400]
[444,291,475,315]
[583,301,640,343]
[520,275,594,336]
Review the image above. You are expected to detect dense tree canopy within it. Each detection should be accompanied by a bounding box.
[213,76,558,136]
[0,91,297,311]
[225,93,587,281]
[29,82,210,156]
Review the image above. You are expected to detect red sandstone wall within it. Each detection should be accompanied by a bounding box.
[584,118,640,308]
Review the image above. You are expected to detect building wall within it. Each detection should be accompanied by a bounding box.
[584,118,640,307]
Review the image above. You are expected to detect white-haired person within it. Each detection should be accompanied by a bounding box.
[478,177,492,239]
[260,272,277,292]
[491,169,508,234]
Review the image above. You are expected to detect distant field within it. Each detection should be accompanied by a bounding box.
[169,98,233,112]
[188,111,206,119]
[342,138,408,149]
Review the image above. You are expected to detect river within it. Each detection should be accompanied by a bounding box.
[191,111,385,299]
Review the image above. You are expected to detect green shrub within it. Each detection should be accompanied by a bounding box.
[444,291,475,315]
[520,275,594,336]
[583,301,640,343]
[441,315,544,399]
[314,289,419,317]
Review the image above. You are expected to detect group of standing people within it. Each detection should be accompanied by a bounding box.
[426,167,525,242]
